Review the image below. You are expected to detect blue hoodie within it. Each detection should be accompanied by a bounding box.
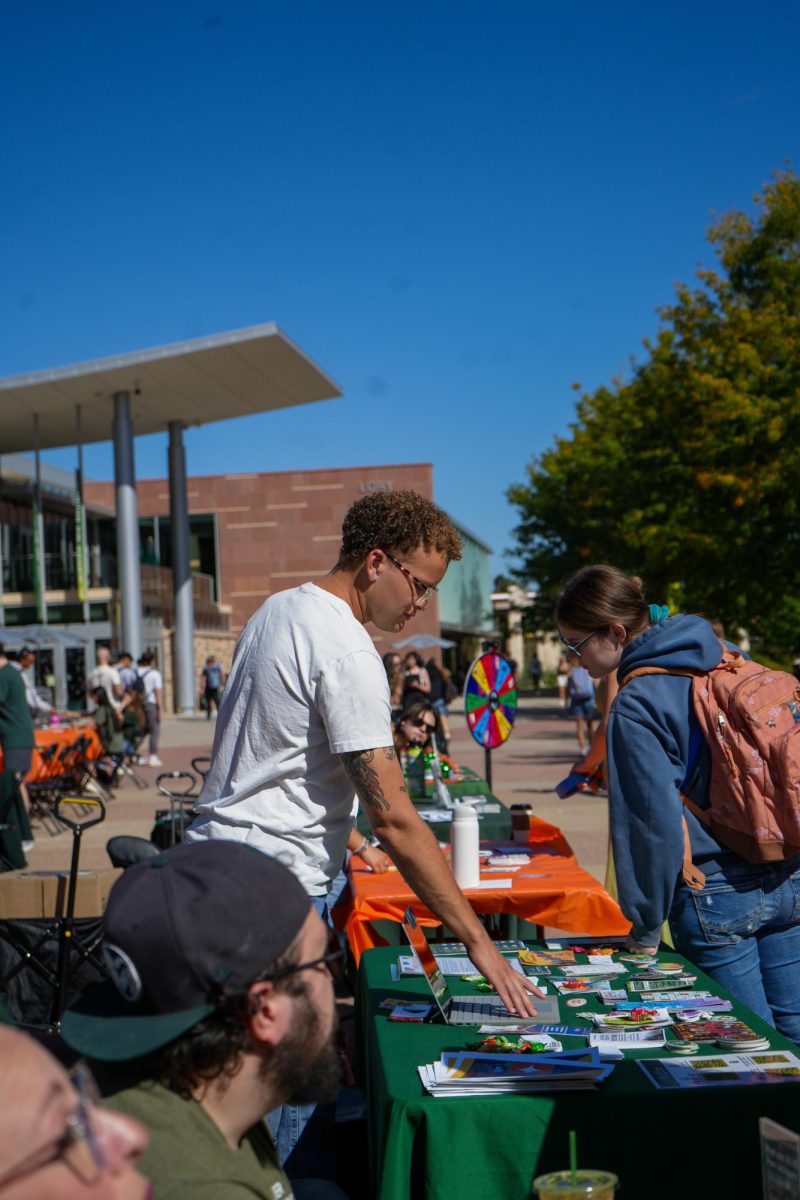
[606,613,740,946]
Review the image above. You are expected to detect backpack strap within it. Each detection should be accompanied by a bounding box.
[617,664,708,892]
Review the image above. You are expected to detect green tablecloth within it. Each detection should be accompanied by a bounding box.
[356,945,800,1200]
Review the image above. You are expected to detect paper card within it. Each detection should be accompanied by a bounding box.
[561,963,627,976]
[469,878,513,889]
[520,949,576,967]
[589,1028,666,1049]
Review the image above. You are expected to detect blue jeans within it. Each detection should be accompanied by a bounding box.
[266,896,338,1180]
[669,857,800,1042]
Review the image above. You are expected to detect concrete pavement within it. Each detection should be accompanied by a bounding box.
[23,694,612,888]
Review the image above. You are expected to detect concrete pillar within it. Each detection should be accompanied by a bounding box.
[112,392,143,659]
[168,420,195,713]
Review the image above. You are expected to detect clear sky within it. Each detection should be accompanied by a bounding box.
[2,1,799,576]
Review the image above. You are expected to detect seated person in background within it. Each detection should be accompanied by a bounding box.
[89,686,125,757]
[62,841,348,1200]
[393,698,437,757]
[0,1025,148,1199]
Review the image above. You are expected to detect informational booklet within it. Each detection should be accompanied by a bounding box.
[638,1049,800,1090]
[588,1028,666,1052]
[418,1048,613,1096]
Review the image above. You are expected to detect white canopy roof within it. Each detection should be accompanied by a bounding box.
[0,323,342,453]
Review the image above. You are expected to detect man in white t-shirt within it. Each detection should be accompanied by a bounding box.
[188,491,540,1017]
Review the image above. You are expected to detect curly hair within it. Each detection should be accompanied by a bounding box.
[337,490,462,567]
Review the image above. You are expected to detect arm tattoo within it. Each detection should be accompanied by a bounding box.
[341,747,397,812]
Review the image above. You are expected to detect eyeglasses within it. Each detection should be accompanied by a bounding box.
[558,629,602,657]
[261,931,347,987]
[385,554,438,609]
[408,716,436,732]
[0,1063,105,1190]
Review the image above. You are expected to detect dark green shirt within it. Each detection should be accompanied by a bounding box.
[0,664,34,751]
[107,1079,294,1200]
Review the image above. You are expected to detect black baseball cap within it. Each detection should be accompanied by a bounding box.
[62,841,311,1062]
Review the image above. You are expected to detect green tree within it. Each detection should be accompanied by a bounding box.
[508,170,800,658]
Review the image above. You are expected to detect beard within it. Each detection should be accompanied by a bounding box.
[262,988,342,1106]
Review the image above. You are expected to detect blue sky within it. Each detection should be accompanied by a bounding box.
[2,2,799,576]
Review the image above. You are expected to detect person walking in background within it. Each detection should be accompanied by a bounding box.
[114,650,138,694]
[556,654,570,708]
[528,653,542,693]
[200,655,225,720]
[136,650,163,768]
[88,645,124,710]
[565,652,598,754]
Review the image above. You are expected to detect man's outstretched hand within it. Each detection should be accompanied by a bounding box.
[466,941,544,1018]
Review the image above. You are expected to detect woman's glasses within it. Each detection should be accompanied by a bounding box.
[0,1063,106,1190]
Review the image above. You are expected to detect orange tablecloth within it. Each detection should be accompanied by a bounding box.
[3,726,105,782]
[335,815,630,963]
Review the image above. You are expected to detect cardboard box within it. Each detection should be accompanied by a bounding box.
[0,869,122,919]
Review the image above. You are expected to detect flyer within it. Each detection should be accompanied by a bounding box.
[637,1049,800,1090]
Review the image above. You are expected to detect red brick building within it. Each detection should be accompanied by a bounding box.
[85,462,443,663]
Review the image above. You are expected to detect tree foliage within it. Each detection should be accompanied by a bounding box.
[508,170,800,657]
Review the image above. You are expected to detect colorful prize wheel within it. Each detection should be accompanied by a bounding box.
[464,651,518,748]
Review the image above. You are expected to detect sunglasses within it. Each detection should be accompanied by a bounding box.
[407,716,436,732]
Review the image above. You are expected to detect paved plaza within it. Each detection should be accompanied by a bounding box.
[25,693,612,898]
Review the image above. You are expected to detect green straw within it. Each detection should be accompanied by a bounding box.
[569,1130,578,1186]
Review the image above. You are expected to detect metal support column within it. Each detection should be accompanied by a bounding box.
[32,413,47,624]
[112,392,143,659]
[168,420,195,713]
[75,405,90,623]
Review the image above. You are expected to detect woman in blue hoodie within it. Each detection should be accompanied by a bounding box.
[555,563,800,1040]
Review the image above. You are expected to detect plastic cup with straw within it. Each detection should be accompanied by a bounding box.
[532,1131,619,1198]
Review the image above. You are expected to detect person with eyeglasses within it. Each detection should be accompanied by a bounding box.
[556,563,800,1041]
[0,1027,149,1199]
[186,491,543,1168]
[61,841,348,1200]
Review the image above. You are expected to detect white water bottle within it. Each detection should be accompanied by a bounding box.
[451,804,480,889]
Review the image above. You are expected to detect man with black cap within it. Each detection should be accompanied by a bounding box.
[62,842,347,1200]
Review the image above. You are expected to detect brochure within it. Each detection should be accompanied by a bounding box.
[638,1049,800,1090]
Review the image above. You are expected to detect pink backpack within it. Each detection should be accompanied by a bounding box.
[621,648,800,889]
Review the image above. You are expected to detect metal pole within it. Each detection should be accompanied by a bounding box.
[168,420,195,713]
[32,414,47,624]
[75,405,90,622]
[112,392,143,659]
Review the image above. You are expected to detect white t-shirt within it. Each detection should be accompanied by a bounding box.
[187,583,392,895]
[137,667,163,704]
[87,664,122,710]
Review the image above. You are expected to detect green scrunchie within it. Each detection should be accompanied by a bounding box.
[648,603,670,624]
